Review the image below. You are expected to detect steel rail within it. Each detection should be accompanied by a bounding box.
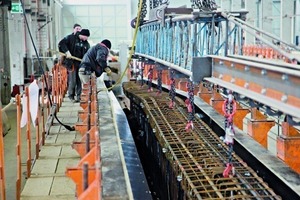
[209,55,300,74]
[204,77,300,119]
[221,12,298,62]
[135,53,192,77]
[232,16,300,51]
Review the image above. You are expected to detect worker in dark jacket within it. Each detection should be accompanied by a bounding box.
[78,39,112,85]
[58,29,90,102]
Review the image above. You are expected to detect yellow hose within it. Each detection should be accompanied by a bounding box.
[106,0,144,91]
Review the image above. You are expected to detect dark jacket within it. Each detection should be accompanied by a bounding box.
[79,43,109,77]
[58,32,90,68]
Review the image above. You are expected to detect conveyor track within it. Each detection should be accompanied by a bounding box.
[124,81,281,200]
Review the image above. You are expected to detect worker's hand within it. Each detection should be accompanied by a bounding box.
[104,67,112,76]
[65,51,72,58]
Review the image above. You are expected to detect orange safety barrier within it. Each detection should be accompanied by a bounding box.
[78,161,101,200]
[24,87,32,179]
[13,63,68,200]
[16,95,21,200]
[0,104,6,200]
[72,133,96,158]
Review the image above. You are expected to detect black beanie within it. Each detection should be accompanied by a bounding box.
[101,39,111,49]
[80,29,90,37]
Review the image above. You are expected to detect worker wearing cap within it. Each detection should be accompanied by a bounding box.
[58,28,90,102]
[78,39,112,85]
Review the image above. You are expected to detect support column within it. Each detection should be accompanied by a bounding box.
[277,122,300,174]
[247,108,275,148]
[210,86,224,115]
[233,104,250,130]
[281,0,294,43]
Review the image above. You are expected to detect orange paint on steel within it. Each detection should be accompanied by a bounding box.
[197,82,212,104]
[178,79,188,92]
[78,162,102,200]
[233,106,250,130]
[161,70,169,85]
[0,102,6,199]
[75,124,97,136]
[35,106,40,160]
[221,74,232,82]
[287,95,300,108]
[248,82,263,94]
[78,111,97,122]
[41,76,46,146]
[234,77,246,88]
[152,65,158,80]
[16,95,22,200]
[247,108,275,148]
[210,87,224,115]
[193,84,200,95]
[80,100,97,111]
[76,146,98,167]
[265,88,283,101]
[77,133,101,199]
[66,167,96,197]
[277,122,300,173]
[72,140,96,158]
[25,87,32,179]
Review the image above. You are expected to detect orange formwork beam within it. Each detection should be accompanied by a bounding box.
[78,162,101,200]
[197,82,212,105]
[177,79,188,92]
[72,134,96,158]
[78,110,97,122]
[277,122,300,174]
[247,108,275,148]
[80,100,97,111]
[75,122,97,136]
[210,86,224,115]
[233,104,250,130]
[66,166,96,197]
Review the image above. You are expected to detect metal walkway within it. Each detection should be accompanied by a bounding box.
[19,79,150,200]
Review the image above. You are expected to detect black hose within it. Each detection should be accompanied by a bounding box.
[20,0,75,131]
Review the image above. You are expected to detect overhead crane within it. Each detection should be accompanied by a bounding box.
[125,0,300,199]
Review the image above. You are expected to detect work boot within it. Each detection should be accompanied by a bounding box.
[69,96,76,103]
[75,96,80,103]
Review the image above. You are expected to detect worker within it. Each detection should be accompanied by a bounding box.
[78,39,112,85]
[72,23,82,35]
[58,28,90,102]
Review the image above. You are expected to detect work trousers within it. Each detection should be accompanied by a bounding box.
[68,66,81,100]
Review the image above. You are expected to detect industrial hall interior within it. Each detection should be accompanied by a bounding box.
[0,0,300,199]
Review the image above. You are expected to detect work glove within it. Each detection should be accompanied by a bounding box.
[104,67,112,76]
[65,51,72,58]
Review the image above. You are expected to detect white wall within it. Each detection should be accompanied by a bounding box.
[61,0,131,49]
